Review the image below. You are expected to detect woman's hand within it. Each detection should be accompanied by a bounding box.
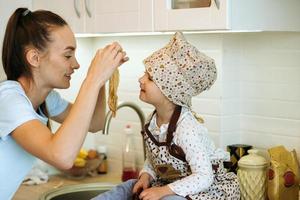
[139,185,175,200]
[87,42,129,86]
[132,173,151,195]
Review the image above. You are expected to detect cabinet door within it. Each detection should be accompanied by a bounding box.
[154,0,228,31]
[32,0,85,33]
[0,0,32,81]
[87,0,152,33]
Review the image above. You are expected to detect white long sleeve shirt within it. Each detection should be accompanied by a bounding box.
[140,107,229,196]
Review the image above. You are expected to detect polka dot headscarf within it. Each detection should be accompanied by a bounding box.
[143,32,217,108]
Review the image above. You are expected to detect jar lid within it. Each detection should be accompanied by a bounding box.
[238,149,268,168]
[97,145,107,153]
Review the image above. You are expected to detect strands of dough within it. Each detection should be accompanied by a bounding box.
[108,69,120,117]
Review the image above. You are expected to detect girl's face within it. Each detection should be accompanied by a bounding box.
[36,25,79,89]
[138,72,168,106]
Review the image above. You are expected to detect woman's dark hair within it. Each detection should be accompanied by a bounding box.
[2,8,67,127]
[2,8,67,81]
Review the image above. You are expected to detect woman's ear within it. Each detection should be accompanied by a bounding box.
[25,48,41,68]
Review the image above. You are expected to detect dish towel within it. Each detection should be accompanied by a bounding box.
[22,166,49,185]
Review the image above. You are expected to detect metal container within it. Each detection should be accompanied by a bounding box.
[227,144,253,173]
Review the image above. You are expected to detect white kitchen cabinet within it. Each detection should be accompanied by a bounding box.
[32,0,85,33]
[154,0,300,31]
[33,0,153,34]
[86,0,152,33]
[154,0,227,31]
[0,0,32,81]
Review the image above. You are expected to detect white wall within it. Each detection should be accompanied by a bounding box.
[237,33,300,158]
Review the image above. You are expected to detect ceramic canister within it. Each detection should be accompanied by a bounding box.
[237,149,269,200]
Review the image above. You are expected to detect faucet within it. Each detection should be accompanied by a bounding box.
[102,101,146,159]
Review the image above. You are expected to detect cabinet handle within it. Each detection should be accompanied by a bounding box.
[214,0,220,9]
[74,0,81,18]
[84,0,92,18]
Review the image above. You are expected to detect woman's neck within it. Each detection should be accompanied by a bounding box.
[155,103,176,127]
[18,76,51,111]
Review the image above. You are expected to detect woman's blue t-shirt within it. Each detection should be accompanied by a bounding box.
[0,80,68,200]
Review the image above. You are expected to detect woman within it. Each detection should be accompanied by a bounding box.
[0,8,128,199]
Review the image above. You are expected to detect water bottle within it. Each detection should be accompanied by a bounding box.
[122,124,139,181]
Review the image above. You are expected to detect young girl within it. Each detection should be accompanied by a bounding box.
[93,32,239,200]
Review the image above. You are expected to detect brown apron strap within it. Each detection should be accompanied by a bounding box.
[167,106,188,162]
[166,106,182,145]
[141,110,157,136]
[142,106,187,162]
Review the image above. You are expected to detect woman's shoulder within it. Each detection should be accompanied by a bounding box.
[0,80,24,93]
[0,80,28,102]
[0,81,39,139]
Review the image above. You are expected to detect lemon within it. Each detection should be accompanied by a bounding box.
[77,149,88,159]
[73,157,86,167]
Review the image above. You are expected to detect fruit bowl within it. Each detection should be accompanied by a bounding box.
[61,149,103,179]
[62,158,102,179]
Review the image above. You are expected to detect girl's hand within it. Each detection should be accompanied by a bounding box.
[87,42,129,85]
[133,173,151,195]
[139,185,175,200]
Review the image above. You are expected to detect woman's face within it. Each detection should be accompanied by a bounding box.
[138,72,167,106]
[36,25,79,89]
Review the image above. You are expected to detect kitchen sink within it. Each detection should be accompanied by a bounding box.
[39,183,116,200]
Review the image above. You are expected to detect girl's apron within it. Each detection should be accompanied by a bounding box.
[141,106,240,200]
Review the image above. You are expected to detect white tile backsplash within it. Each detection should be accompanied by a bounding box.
[241,99,300,119]
[48,32,300,175]
[241,82,300,101]
[236,32,300,162]
[241,115,300,138]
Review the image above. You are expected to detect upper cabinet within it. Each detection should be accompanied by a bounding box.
[33,0,300,33]
[154,0,227,31]
[32,0,85,33]
[154,0,300,32]
[32,0,152,34]
[87,0,152,33]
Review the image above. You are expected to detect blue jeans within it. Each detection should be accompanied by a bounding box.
[90,179,186,200]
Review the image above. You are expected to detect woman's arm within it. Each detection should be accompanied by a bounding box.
[12,43,127,170]
[53,85,106,133]
[89,85,106,132]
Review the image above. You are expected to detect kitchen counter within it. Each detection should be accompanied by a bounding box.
[13,174,121,200]
[12,174,300,200]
